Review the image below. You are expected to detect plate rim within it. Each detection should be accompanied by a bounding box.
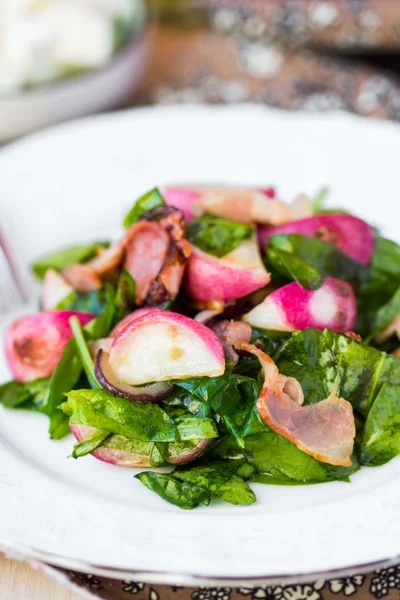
[2,103,400,582]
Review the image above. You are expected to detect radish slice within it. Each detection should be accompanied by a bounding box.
[87,338,113,360]
[236,342,356,467]
[109,307,160,338]
[109,310,225,385]
[258,214,375,266]
[243,277,356,333]
[5,311,94,383]
[42,269,74,310]
[162,187,202,222]
[70,425,152,468]
[95,349,174,402]
[185,236,270,303]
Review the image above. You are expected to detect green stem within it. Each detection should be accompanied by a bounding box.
[69,316,100,390]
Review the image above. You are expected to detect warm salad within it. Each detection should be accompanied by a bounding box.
[2,185,400,510]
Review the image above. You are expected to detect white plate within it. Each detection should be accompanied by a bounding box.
[1,105,400,585]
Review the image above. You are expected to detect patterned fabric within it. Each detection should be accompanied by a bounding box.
[42,566,400,600]
[25,7,400,600]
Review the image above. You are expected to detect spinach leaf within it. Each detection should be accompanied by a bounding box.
[175,372,241,416]
[174,415,218,441]
[369,286,400,341]
[267,234,366,283]
[244,431,359,483]
[56,288,112,315]
[174,461,256,506]
[186,214,252,258]
[0,381,31,408]
[115,270,136,317]
[123,188,166,228]
[49,410,71,440]
[62,389,178,442]
[69,316,100,389]
[361,384,400,466]
[276,329,400,416]
[266,246,324,290]
[71,429,111,458]
[41,339,82,417]
[32,242,109,279]
[135,472,211,510]
[84,283,116,340]
[250,329,292,360]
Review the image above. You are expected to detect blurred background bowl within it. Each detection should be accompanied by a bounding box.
[0,4,151,143]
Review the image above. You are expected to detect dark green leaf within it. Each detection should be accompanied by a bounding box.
[268,234,366,283]
[175,372,241,416]
[174,415,218,441]
[186,214,253,258]
[71,429,111,458]
[250,329,292,360]
[174,461,256,505]
[266,246,324,290]
[56,288,111,315]
[244,431,359,483]
[0,381,31,408]
[361,384,400,466]
[135,472,211,509]
[123,188,166,228]
[115,270,136,314]
[276,329,400,416]
[84,284,116,340]
[62,389,178,442]
[41,339,82,416]
[369,287,400,341]
[32,242,109,279]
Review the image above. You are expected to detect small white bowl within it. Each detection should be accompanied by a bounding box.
[0,26,151,143]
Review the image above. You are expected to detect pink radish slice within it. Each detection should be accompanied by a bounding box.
[162,187,202,222]
[109,307,161,338]
[5,311,95,383]
[109,310,225,385]
[258,214,375,266]
[165,439,213,465]
[260,187,276,198]
[70,425,152,468]
[42,269,74,310]
[243,277,356,334]
[95,349,174,402]
[185,237,270,303]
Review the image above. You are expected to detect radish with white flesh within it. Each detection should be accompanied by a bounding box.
[258,214,375,266]
[5,311,95,383]
[95,348,174,402]
[42,269,74,310]
[243,277,356,333]
[108,310,225,386]
[185,235,271,303]
[70,425,152,468]
[109,307,159,338]
[162,187,202,222]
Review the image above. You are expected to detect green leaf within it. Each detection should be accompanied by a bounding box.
[186,214,253,258]
[115,270,136,314]
[175,372,241,416]
[62,389,178,442]
[49,410,71,440]
[56,288,111,315]
[135,472,211,510]
[174,462,256,505]
[84,284,116,340]
[244,431,359,483]
[32,242,109,279]
[0,381,31,408]
[69,316,100,389]
[266,246,324,290]
[123,188,166,228]
[41,339,82,417]
[361,384,400,466]
[174,415,219,441]
[268,234,366,283]
[71,429,111,458]
[370,286,400,341]
[250,329,292,360]
[276,329,400,417]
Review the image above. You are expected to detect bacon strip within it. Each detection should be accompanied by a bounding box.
[192,189,312,226]
[234,341,355,467]
[213,320,252,363]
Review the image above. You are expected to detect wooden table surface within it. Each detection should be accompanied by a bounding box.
[0,554,81,599]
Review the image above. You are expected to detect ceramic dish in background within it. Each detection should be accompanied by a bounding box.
[1,105,400,585]
[0,1,150,143]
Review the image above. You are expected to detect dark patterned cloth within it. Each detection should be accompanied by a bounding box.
[28,7,400,599]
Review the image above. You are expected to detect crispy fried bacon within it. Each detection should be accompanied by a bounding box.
[234,341,356,467]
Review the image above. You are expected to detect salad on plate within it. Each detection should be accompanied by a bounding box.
[2,185,400,510]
